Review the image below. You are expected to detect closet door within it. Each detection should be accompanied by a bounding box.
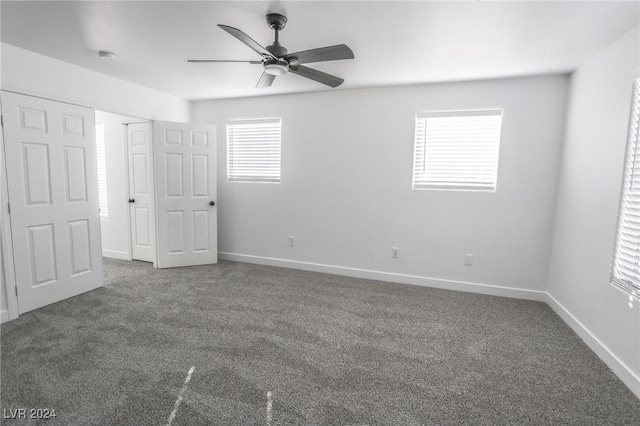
[1,91,103,314]
[153,121,217,268]
[127,122,156,263]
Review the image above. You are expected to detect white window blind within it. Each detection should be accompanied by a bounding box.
[227,118,281,183]
[95,120,108,218]
[413,110,503,191]
[611,79,640,299]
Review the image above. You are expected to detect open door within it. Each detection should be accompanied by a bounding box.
[1,91,103,314]
[127,122,156,264]
[153,121,217,268]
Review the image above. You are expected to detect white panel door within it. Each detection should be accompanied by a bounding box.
[153,121,217,268]
[1,91,103,314]
[127,122,156,263]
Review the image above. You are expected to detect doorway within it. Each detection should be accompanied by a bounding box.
[96,111,218,268]
[96,111,156,264]
[1,95,218,323]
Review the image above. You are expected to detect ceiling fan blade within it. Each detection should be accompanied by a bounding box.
[218,25,275,59]
[284,44,354,65]
[256,72,276,88]
[289,65,344,88]
[188,59,262,64]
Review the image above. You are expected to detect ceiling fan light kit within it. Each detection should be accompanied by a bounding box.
[264,60,289,76]
[188,13,353,88]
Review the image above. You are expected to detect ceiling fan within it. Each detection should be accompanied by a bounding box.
[188,13,354,88]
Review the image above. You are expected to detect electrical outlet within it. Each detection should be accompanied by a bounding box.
[288,236,295,246]
[392,247,399,258]
[464,254,474,266]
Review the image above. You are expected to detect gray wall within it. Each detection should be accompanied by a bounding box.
[547,25,640,394]
[192,75,568,295]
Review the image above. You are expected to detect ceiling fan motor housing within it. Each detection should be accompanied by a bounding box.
[266,43,288,58]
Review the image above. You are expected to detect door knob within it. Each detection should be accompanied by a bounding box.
[209,201,215,206]
[128,198,135,203]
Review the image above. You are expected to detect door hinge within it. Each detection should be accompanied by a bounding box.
[14,286,18,297]
[1,115,3,128]
[7,203,10,214]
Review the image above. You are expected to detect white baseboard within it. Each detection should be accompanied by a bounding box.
[1,309,10,324]
[102,250,131,261]
[546,292,640,399]
[218,252,546,301]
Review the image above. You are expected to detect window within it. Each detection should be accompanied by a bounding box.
[412,110,503,191]
[226,118,281,183]
[95,120,108,218]
[611,79,640,300]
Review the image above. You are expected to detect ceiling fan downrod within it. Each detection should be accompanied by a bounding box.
[263,13,289,75]
[265,13,288,59]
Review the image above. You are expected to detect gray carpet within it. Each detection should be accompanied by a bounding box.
[1,258,639,425]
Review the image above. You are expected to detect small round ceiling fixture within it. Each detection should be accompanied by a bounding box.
[98,50,116,61]
[264,60,288,76]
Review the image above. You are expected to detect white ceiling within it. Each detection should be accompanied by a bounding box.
[1,1,639,101]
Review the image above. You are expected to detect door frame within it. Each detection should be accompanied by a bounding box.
[94,112,153,263]
[122,121,133,261]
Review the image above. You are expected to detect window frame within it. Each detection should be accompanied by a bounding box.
[95,119,108,218]
[412,109,503,192]
[226,117,282,184]
[610,79,640,300]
